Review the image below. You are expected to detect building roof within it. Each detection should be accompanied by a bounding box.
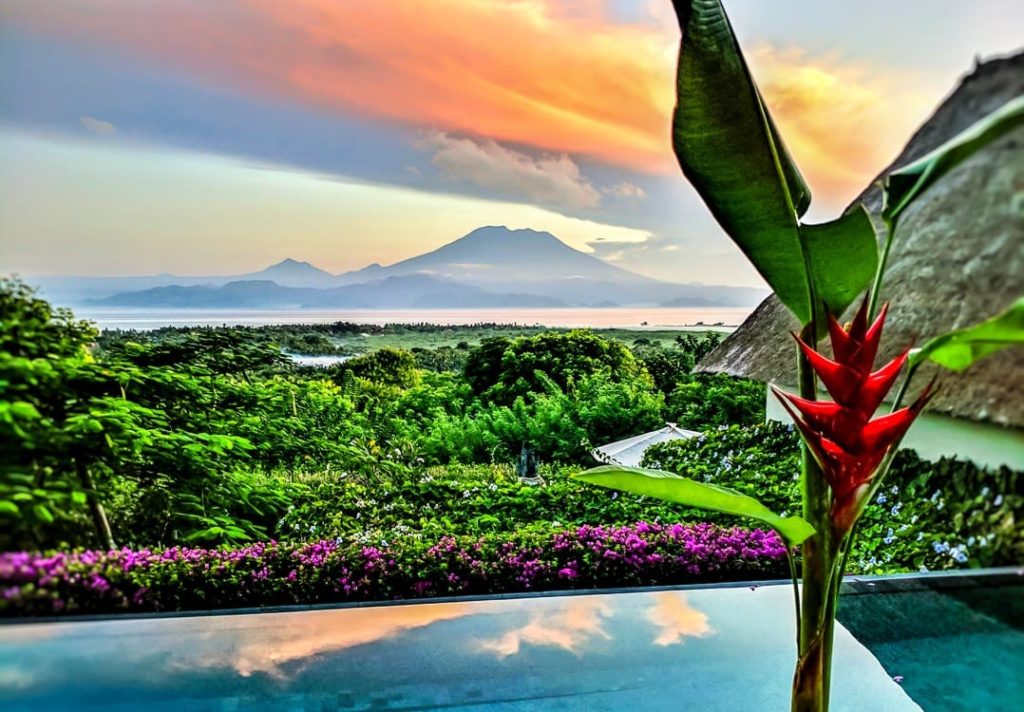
[698,52,1024,428]
[592,423,699,467]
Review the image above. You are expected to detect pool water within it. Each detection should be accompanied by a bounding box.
[0,572,1019,711]
[837,572,1023,711]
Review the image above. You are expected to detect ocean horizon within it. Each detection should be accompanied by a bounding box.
[74,306,754,331]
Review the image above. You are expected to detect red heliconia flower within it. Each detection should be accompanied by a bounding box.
[773,300,935,532]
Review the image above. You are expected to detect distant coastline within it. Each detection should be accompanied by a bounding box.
[74,306,753,332]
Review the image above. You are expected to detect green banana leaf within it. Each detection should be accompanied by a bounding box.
[573,465,815,546]
[671,0,876,326]
[884,95,1024,221]
[803,206,879,323]
[910,297,1024,372]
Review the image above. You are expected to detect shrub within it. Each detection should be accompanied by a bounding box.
[665,373,765,429]
[631,332,725,393]
[333,348,419,388]
[642,422,1022,573]
[0,522,788,616]
[464,330,645,404]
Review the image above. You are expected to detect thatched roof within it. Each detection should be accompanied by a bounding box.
[698,52,1024,428]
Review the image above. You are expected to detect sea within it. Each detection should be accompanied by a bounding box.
[77,307,754,332]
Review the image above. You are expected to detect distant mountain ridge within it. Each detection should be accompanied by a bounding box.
[336,226,649,285]
[32,226,768,309]
[239,258,339,288]
[97,275,566,309]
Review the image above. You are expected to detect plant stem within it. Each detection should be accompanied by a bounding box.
[889,360,921,413]
[787,545,802,647]
[791,323,837,712]
[820,536,851,704]
[867,214,896,320]
[75,459,116,550]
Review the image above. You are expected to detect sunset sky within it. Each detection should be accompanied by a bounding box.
[1,0,1021,286]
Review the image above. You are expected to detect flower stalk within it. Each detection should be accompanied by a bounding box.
[781,302,933,711]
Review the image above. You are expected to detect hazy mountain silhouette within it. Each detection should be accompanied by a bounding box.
[338,226,643,284]
[337,226,764,306]
[237,258,339,288]
[41,225,766,308]
[94,275,566,309]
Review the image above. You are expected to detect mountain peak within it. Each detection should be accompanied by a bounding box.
[461,225,559,242]
[241,257,338,288]
[267,258,317,270]
[445,225,577,257]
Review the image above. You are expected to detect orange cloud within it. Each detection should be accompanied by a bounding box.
[748,46,934,212]
[5,0,677,172]
[646,592,712,646]
[4,0,933,204]
[477,597,613,658]
[184,601,478,678]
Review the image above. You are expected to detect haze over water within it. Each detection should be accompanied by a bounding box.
[77,307,753,332]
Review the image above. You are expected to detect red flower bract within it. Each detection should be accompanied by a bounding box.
[773,300,934,532]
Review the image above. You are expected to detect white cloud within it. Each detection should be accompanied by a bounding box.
[587,232,677,263]
[603,181,647,200]
[416,131,601,210]
[79,116,116,136]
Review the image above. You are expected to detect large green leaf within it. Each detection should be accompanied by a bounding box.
[910,297,1024,372]
[573,465,815,546]
[801,206,879,325]
[671,0,876,325]
[884,95,1024,221]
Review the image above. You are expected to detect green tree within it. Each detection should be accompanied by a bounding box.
[0,278,114,548]
[464,330,644,404]
[334,348,419,389]
[666,373,765,430]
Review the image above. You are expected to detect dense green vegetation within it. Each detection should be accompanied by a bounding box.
[0,279,751,550]
[1,279,1018,591]
[98,321,727,358]
[642,424,1021,573]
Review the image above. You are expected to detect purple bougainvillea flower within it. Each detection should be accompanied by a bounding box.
[774,300,935,532]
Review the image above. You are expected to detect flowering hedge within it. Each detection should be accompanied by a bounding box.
[0,522,787,616]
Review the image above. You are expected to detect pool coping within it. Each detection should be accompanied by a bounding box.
[3,565,1020,625]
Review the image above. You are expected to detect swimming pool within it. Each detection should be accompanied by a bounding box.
[1,570,1019,710]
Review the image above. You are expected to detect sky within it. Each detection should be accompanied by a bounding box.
[1,0,1021,286]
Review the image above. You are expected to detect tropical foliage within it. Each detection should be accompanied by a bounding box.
[575,2,1024,710]
[0,278,763,552]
